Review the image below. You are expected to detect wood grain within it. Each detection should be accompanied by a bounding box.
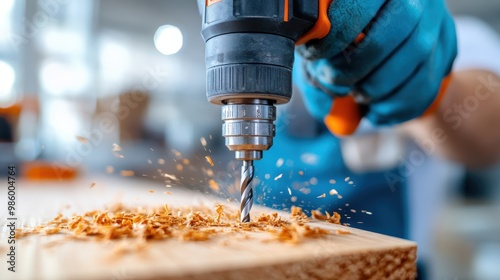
[0,176,416,280]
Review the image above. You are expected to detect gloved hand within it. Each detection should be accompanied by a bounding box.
[294,0,457,135]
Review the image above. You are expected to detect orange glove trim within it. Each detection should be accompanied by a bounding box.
[423,74,453,117]
[296,0,333,45]
[324,95,362,136]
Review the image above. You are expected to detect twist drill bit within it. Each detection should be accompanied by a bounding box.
[240,160,254,223]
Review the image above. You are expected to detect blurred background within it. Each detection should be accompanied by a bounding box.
[0,0,499,279]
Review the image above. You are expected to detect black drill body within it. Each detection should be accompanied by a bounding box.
[199,0,318,104]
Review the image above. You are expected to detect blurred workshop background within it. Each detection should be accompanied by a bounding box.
[0,0,499,279]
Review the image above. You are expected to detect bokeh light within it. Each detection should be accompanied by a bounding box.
[154,25,183,55]
[0,60,16,104]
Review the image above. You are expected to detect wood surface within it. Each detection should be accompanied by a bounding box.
[0,176,416,280]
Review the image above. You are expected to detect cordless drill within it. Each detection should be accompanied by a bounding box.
[198,0,333,222]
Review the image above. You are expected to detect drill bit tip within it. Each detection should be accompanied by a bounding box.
[240,160,254,223]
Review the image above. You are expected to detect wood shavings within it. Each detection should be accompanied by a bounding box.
[329,179,336,184]
[329,189,338,196]
[163,204,170,215]
[44,227,60,235]
[176,164,183,171]
[273,223,299,243]
[317,193,326,199]
[106,166,114,174]
[273,223,329,244]
[208,179,219,191]
[309,177,318,185]
[274,174,283,181]
[344,177,350,182]
[215,204,223,224]
[120,170,135,177]
[311,210,326,221]
[89,182,96,189]
[17,205,339,245]
[290,206,309,224]
[299,188,311,195]
[200,137,207,147]
[311,210,342,225]
[256,212,286,227]
[163,174,178,181]
[172,149,181,157]
[287,188,292,196]
[202,168,214,177]
[165,191,172,195]
[276,158,284,168]
[112,143,124,158]
[182,159,190,165]
[205,156,214,167]
[76,136,88,144]
[300,153,318,165]
[180,229,214,241]
[149,190,155,193]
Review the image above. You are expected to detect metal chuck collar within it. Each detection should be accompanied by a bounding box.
[221,99,276,161]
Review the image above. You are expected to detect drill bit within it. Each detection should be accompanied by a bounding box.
[240,160,254,223]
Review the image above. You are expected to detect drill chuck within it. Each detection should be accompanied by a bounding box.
[222,99,276,160]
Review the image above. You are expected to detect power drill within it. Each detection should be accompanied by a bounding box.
[198,0,333,222]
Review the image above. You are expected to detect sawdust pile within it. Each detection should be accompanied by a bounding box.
[17,205,346,244]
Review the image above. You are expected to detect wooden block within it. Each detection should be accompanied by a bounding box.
[0,177,416,280]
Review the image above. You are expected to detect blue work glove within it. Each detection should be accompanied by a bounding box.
[295,0,457,134]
